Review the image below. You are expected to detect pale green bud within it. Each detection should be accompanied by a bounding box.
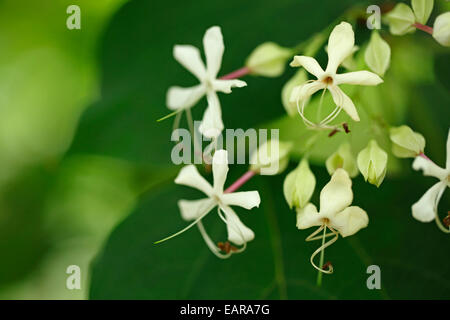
[433,12,450,47]
[325,143,358,178]
[365,31,391,76]
[357,140,388,187]
[389,125,426,158]
[283,159,316,209]
[250,139,292,175]
[281,69,307,116]
[245,42,292,77]
[385,3,416,35]
[411,0,434,25]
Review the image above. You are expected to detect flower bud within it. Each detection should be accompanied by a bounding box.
[250,139,292,175]
[245,42,292,77]
[412,0,434,25]
[325,143,358,178]
[433,12,450,47]
[386,3,416,35]
[357,140,388,187]
[389,125,425,158]
[281,70,307,116]
[283,159,316,209]
[365,31,391,76]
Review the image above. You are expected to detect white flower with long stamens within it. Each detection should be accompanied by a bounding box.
[411,130,449,233]
[166,26,247,138]
[296,168,369,273]
[156,150,260,258]
[289,22,383,127]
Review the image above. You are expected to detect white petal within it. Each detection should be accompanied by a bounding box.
[178,198,216,221]
[166,85,206,110]
[173,45,207,81]
[331,206,369,237]
[412,156,447,180]
[212,149,229,194]
[412,181,446,223]
[294,81,326,102]
[198,91,224,138]
[221,205,255,245]
[296,203,323,229]
[221,191,261,209]
[326,22,355,74]
[290,56,324,78]
[213,79,247,93]
[175,165,213,196]
[446,129,450,170]
[329,85,360,121]
[320,168,353,216]
[203,26,224,79]
[335,71,383,86]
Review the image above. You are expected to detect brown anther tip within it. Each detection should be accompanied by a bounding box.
[322,261,333,271]
[328,129,339,137]
[217,241,236,254]
[204,163,212,173]
[443,214,450,228]
[342,123,350,134]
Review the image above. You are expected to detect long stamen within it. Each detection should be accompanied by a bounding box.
[306,225,339,276]
[216,207,247,254]
[197,221,232,259]
[157,109,183,122]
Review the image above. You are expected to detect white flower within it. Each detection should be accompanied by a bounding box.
[158,150,260,258]
[166,26,247,138]
[411,130,449,232]
[296,168,369,237]
[296,168,368,273]
[290,22,383,125]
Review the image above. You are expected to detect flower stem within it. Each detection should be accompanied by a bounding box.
[220,66,251,80]
[413,23,433,35]
[316,226,327,287]
[224,170,256,193]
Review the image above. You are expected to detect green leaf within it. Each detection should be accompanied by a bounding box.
[89,170,450,299]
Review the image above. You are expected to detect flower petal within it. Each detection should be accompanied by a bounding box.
[173,45,207,81]
[320,168,353,216]
[326,22,355,74]
[290,56,324,78]
[335,71,383,86]
[221,191,261,209]
[212,149,229,194]
[412,181,446,223]
[291,81,326,103]
[198,91,224,138]
[331,206,369,237]
[166,85,206,110]
[175,165,213,196]
[178,198,216,221]
[221,205,255,245]
[412,156,447,180]
[296,203,322,229]
[213,79,247,93]
[203,26,224,79]
[329,85,360,121]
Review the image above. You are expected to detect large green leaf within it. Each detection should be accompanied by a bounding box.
[90,167,450,299]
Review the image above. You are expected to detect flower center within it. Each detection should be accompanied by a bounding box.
[322,76,334,85]
[322,218,330,226]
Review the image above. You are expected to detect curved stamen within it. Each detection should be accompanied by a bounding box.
[434,186,450,234]
[306,225,339,274]
[197,220,232,259]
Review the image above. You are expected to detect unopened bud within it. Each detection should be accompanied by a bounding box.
[283,159,316,209]
[245,42,292,77]
[357,140,388,187]
[325,143,358,178]
[389,125,425,158]
[250,140,292,175]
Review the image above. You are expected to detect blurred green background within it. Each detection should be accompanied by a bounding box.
[0,0,448,299]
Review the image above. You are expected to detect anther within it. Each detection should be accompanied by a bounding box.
[322,261,333,271]
[217,241,238,254]
[342,122,350,133]
[328,129,339,137]
[443,212,450,228]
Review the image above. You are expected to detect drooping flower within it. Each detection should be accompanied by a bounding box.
[289,22,383,127]
[166,26,247,138]
[296,168,369,272]
[156,150,261,258]
[411,130,449,233]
